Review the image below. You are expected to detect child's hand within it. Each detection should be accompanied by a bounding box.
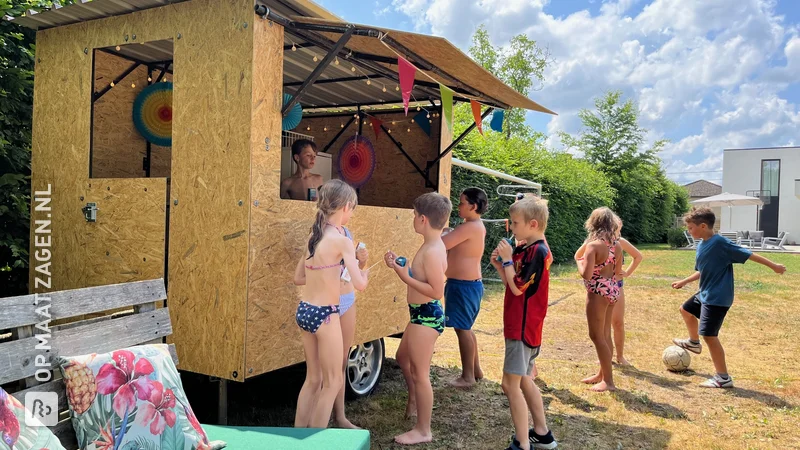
[497,239,513,261]
[356,247,368,265]
[671,280,686,289]
[384,250,398,268]
[772,263,787,275]
[490,249,502,269]
[620,269,628,279]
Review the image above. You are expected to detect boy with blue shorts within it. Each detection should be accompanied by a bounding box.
[442,188,488,388]
[672,207,785,388]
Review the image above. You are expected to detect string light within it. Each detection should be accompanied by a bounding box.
[131,82,136,88]
[323,126,328,131]
[313,54,318,62]
[110,81,115,87]
[147,76,152,82]
[395,85,400,91]
[340,123,344,128]
[334,57,339,65]
[351,65,356,72]
[382,85,387,93]
[307,126,311,131]
[116,45,121,51]
[391,121,396,125]
[291,43,296,51]
[407,128,411,133]
[417,106,421,111]
[366,79,371,85]
[387,129,392,134]
[427,113,431,118]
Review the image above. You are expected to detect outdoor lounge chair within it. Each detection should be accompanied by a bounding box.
[763,232,789,251]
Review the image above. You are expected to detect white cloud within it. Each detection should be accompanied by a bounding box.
[390,0,799,185]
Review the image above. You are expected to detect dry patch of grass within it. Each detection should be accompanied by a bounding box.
[194,245,799,449]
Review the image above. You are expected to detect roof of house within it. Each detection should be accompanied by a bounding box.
[7,0,554,114]
[683,179,722,198]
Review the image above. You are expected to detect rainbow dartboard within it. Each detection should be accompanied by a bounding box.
[132,82,173,147]
[337,135,376,188]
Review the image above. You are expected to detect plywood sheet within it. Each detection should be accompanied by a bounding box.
[294,111,440,208]
[29,0,255,380]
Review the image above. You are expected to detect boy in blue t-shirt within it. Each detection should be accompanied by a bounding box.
[672,207,786,388]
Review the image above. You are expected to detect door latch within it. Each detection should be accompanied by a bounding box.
[82,202,98,222]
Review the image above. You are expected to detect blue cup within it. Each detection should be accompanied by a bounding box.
[395,256,407,267]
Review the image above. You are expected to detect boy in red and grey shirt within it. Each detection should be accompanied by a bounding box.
[492,197,556,450]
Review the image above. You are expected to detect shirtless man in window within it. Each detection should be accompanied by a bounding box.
[281,139,324,201]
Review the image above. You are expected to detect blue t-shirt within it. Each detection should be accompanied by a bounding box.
[694,234,752,307]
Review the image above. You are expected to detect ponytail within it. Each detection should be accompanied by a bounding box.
[308,209,327,258]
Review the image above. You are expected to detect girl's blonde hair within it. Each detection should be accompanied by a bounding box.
[584,207,621,244]
[308,179,358,258]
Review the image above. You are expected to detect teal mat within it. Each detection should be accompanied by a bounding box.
[203,424,370,450]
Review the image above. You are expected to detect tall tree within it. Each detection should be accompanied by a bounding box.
[465,25,549,140]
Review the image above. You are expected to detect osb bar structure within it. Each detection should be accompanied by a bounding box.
[16,0,554,397]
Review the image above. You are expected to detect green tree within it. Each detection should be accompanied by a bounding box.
[559,90,690,243]
[0,0,67,295]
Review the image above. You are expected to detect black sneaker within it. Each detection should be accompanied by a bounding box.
[506,436,524,450]
[529,428,557,449]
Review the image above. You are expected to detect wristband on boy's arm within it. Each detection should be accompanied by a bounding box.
[502,260,514,267]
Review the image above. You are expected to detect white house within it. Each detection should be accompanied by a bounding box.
[722,146,799,244]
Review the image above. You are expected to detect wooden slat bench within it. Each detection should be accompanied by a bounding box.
[0,279,370,450]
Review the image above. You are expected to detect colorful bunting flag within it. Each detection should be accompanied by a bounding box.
[470,100,483,136]
[439,84,453,132]
[412,111,431,136]
[370,117,383,141]
[490,109,505,133]
[398,57,417,116]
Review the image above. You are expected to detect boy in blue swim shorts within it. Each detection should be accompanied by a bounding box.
[442,187,488,388]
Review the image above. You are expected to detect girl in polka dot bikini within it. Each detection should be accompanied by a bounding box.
[292,180,369,429]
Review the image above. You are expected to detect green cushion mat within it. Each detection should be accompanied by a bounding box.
[202,424,370,450]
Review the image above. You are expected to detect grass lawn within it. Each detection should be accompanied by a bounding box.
[207,245,800,449]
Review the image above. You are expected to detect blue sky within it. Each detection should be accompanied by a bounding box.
[314,0,800,186]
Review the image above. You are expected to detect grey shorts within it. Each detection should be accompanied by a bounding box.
[503,339,540,376]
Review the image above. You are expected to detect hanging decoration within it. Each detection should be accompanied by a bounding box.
[490,109,505,133]
[337,135,377,188]
[412,110,431,136]
[282,93,303,131]
[470,100,484,136]
[439,84,454,132]
[398,57,417,116]
[132,81,173,147]
[369,117,384,141]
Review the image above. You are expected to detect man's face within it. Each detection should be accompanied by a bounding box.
[686,221,707,239]
[294,146,316,169]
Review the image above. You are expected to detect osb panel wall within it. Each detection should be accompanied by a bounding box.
[91,51,173,179]
[294,111,441,209]
[28,0,255,381]
[245,113,452,376]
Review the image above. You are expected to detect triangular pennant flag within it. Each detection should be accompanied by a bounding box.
[439,84,453,132]
[398,57,417,116]
[490,109,505,133]
[470,100,483,136]
[370,117,383,141]
[412,110,431,136]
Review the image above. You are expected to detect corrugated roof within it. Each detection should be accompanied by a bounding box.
[8,0,554,113]
[683,180,722,198]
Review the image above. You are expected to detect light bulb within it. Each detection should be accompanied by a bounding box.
[313,55,318,62]
[116,45,120,51]
[307,126,311,131]
[366,79,371,85]
[391,121,396,125]
[354,113,359,118]
[382,86,387,92]
[427,113,430,118]
[131,82,136,88]
[387,129,392,134]
[334,57,339,65]
[396,85,400,91]
[324,126,328,131]
[147,76,152,82]
[417,106,421,111]
[407,128,411,132]
[351,65,356,72]
[292,44,296,51]
[110,81,115,87]
[340,123,344,128]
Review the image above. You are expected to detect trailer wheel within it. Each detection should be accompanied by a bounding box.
[345,338,384,399]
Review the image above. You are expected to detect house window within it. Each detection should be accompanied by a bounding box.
[761,160,780,197]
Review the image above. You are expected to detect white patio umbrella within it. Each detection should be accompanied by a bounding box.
[690,192,764,230]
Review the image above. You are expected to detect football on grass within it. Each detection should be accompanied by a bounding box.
[662,345,691,372]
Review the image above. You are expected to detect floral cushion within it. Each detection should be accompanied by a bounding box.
[57,344,222,450]
[0,386,66,450]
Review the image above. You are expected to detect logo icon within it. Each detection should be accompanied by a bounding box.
[24,392,57,427]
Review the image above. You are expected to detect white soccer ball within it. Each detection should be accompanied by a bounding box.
[662,345,691,372]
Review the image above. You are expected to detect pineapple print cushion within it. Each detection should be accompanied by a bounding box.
[0,386,66,450]
[57,344,223,450]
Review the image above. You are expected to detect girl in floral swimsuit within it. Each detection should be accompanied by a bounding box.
[575,207,624,392]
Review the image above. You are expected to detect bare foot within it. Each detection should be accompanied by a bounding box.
[394,429,433,445]
[475,368,484,380]
[581,373,603,384]
[449,376,476,389]
[615,357,631,366]
[404,401,417,419]
[589,381,616,392]
[334,418,361,429]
